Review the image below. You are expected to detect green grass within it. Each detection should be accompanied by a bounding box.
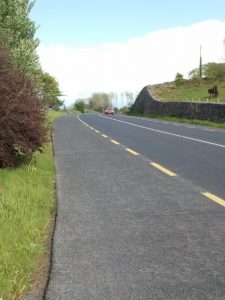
[0,110,67,299]
[127,112,225,129]
[47,110,67,123]
[151,80,225,103]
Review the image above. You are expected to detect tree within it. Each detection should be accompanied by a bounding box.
[223,38,225,60]
[203,63,225,81]
[125,91,134,106]
[174,72,184,86]
[188,68,200,79]
[37,71,64,110]
[189,63,225,81]
[88,93,110,112]
[75,100,86,113]
[0,0,40,76]
[108,92,118,108]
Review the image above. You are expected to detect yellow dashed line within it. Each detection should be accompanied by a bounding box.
[102,134,108,138]
[150,162,177,176]
[126,148,139,156]
[111,139,120,145]
[202,192,225,208]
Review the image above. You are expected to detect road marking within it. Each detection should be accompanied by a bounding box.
[111,139,120,145]
[90,127,94,130]
[98,114,225,148]
[120,115,191,128]
[102,134,108,138]
[95,130,100,133]
[203,129,215,132]
[202,192,225,208]
[150,162,177,176]
[126,148,139,156]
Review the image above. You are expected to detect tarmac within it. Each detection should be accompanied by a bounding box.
[41,114,225,299]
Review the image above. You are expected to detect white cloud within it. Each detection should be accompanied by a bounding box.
[37,19,225,107]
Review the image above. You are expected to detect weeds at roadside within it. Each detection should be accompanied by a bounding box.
[0,111,66,299]
[127,112,225,129]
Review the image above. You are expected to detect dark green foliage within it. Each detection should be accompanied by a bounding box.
[203,63,225,81]
[37,71,64,110]
[75,100,86,113]
[0,1,63,110]
[0,0,40,76]
[174,72,184,86]
[189,63,225,82]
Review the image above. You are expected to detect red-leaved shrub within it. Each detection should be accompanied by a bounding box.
[0,48,48,168]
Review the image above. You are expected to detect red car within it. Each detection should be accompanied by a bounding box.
[104,108,114,115]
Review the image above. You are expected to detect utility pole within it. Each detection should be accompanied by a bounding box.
[199,45,202,79]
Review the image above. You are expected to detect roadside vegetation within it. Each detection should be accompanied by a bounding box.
[0,2,224,297]
[0,1,64,168]
[73,91,135,113]
[151,62,225,103]
[0,1,65,299]
[151,80,225,103]
[0,111,66,299]
[128,61,225,128]
[127,112,225,129]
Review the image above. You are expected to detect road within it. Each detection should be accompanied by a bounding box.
[80,113,225,200]
[45,114,225,300]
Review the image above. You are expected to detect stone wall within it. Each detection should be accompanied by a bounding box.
[132,86,225,122]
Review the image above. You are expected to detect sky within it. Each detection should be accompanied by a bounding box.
[30,0,225,107]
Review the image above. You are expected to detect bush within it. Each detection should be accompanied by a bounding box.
[203,63,225,81]
[0,48,48,168]
[75,100,86,113]
[174,72,184,86]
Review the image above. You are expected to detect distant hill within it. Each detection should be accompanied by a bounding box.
[151,80,225,104]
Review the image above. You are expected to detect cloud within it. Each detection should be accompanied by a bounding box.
[37,19,225,107]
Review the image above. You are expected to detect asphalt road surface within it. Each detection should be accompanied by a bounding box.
[80,113,225,200]
[45,114,225,300]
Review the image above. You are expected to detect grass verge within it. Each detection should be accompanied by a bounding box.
[127,112,225,129]
[0,110,66,300]
[151,81,225,103]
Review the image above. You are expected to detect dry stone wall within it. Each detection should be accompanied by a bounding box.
[132,86,225,122]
